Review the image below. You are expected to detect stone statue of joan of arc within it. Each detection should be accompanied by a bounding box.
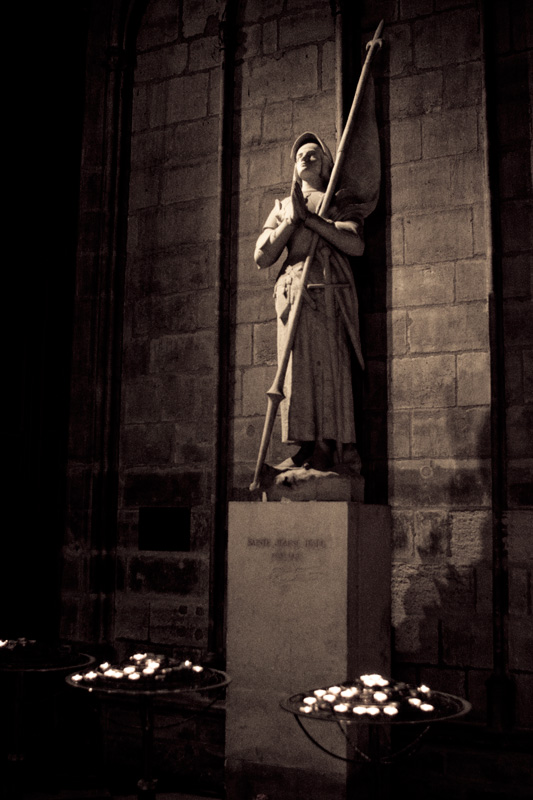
[254,132,366,473]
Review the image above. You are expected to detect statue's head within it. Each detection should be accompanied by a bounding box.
[291,132,333,186]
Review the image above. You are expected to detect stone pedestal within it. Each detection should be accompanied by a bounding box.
[225,501,391,800]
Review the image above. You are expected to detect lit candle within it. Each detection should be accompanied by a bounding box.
[85,671,97,680]
[105,669,123,679]
[303,697,316,705]
[322,693,337,703]
[132,653,147,661]
[184,660,192,667]
[353,706,368,715]
[333,703,349,713]
[0,640,8,647]
[361,674,389,688]
[192,665,204,673]
[341,688,357,698]
[367,706,380,716]
[408,698,422,707]
[99,662,110,671]
[128,672,141,681]
[328,686,341,694]
[142,667,155,675]
[420,703,434,712]
[419,684,430,693]
[314,689,327,698]
[383,705,399,716]
[299,706,312,713]
[123,666,136,674]
[373,691,388,703]
[71,674,83,682]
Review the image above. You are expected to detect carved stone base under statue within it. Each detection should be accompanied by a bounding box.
[225,498,391,800]
[259,464,365,502]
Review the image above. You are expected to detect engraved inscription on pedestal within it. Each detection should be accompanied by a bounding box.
[248,534,328,584]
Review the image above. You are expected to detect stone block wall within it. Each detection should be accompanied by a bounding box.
[63,0,531,744]
[226,0,533,725]
[373,2,495,716]
[494,0,533,728]
[361,0,532,725]
[114,0,225,654]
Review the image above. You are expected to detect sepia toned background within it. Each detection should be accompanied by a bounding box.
[3,0,532,797]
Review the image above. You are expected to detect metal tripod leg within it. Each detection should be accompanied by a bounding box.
[137,696,157,800]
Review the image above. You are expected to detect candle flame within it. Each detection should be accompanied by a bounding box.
[361,674,389,687]
[333,703,349,713]
[340,688,357,698]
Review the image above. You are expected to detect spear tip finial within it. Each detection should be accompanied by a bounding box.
[366,19,385,51]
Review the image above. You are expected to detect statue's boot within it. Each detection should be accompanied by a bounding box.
[308,441,335,472]
[274,442,314,471]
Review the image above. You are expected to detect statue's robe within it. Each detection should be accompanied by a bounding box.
[262,190,364,445]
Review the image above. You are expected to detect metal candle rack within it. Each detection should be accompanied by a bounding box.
[281,675,471,800]
[66,658,230,800]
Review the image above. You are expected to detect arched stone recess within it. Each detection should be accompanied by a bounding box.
[63,0,229,654]
[63,0,151,646]
[118,0,226,656]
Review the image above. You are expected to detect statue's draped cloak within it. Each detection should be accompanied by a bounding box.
[263,191,364,445]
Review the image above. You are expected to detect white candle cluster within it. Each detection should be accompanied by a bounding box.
[0,637,38,652]
[70,652,205,689]
[296,675,438,720]
[360,674,390,688]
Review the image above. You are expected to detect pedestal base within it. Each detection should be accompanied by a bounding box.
[225,501,391,800]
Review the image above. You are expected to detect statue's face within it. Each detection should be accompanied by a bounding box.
[295,143,323,181]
